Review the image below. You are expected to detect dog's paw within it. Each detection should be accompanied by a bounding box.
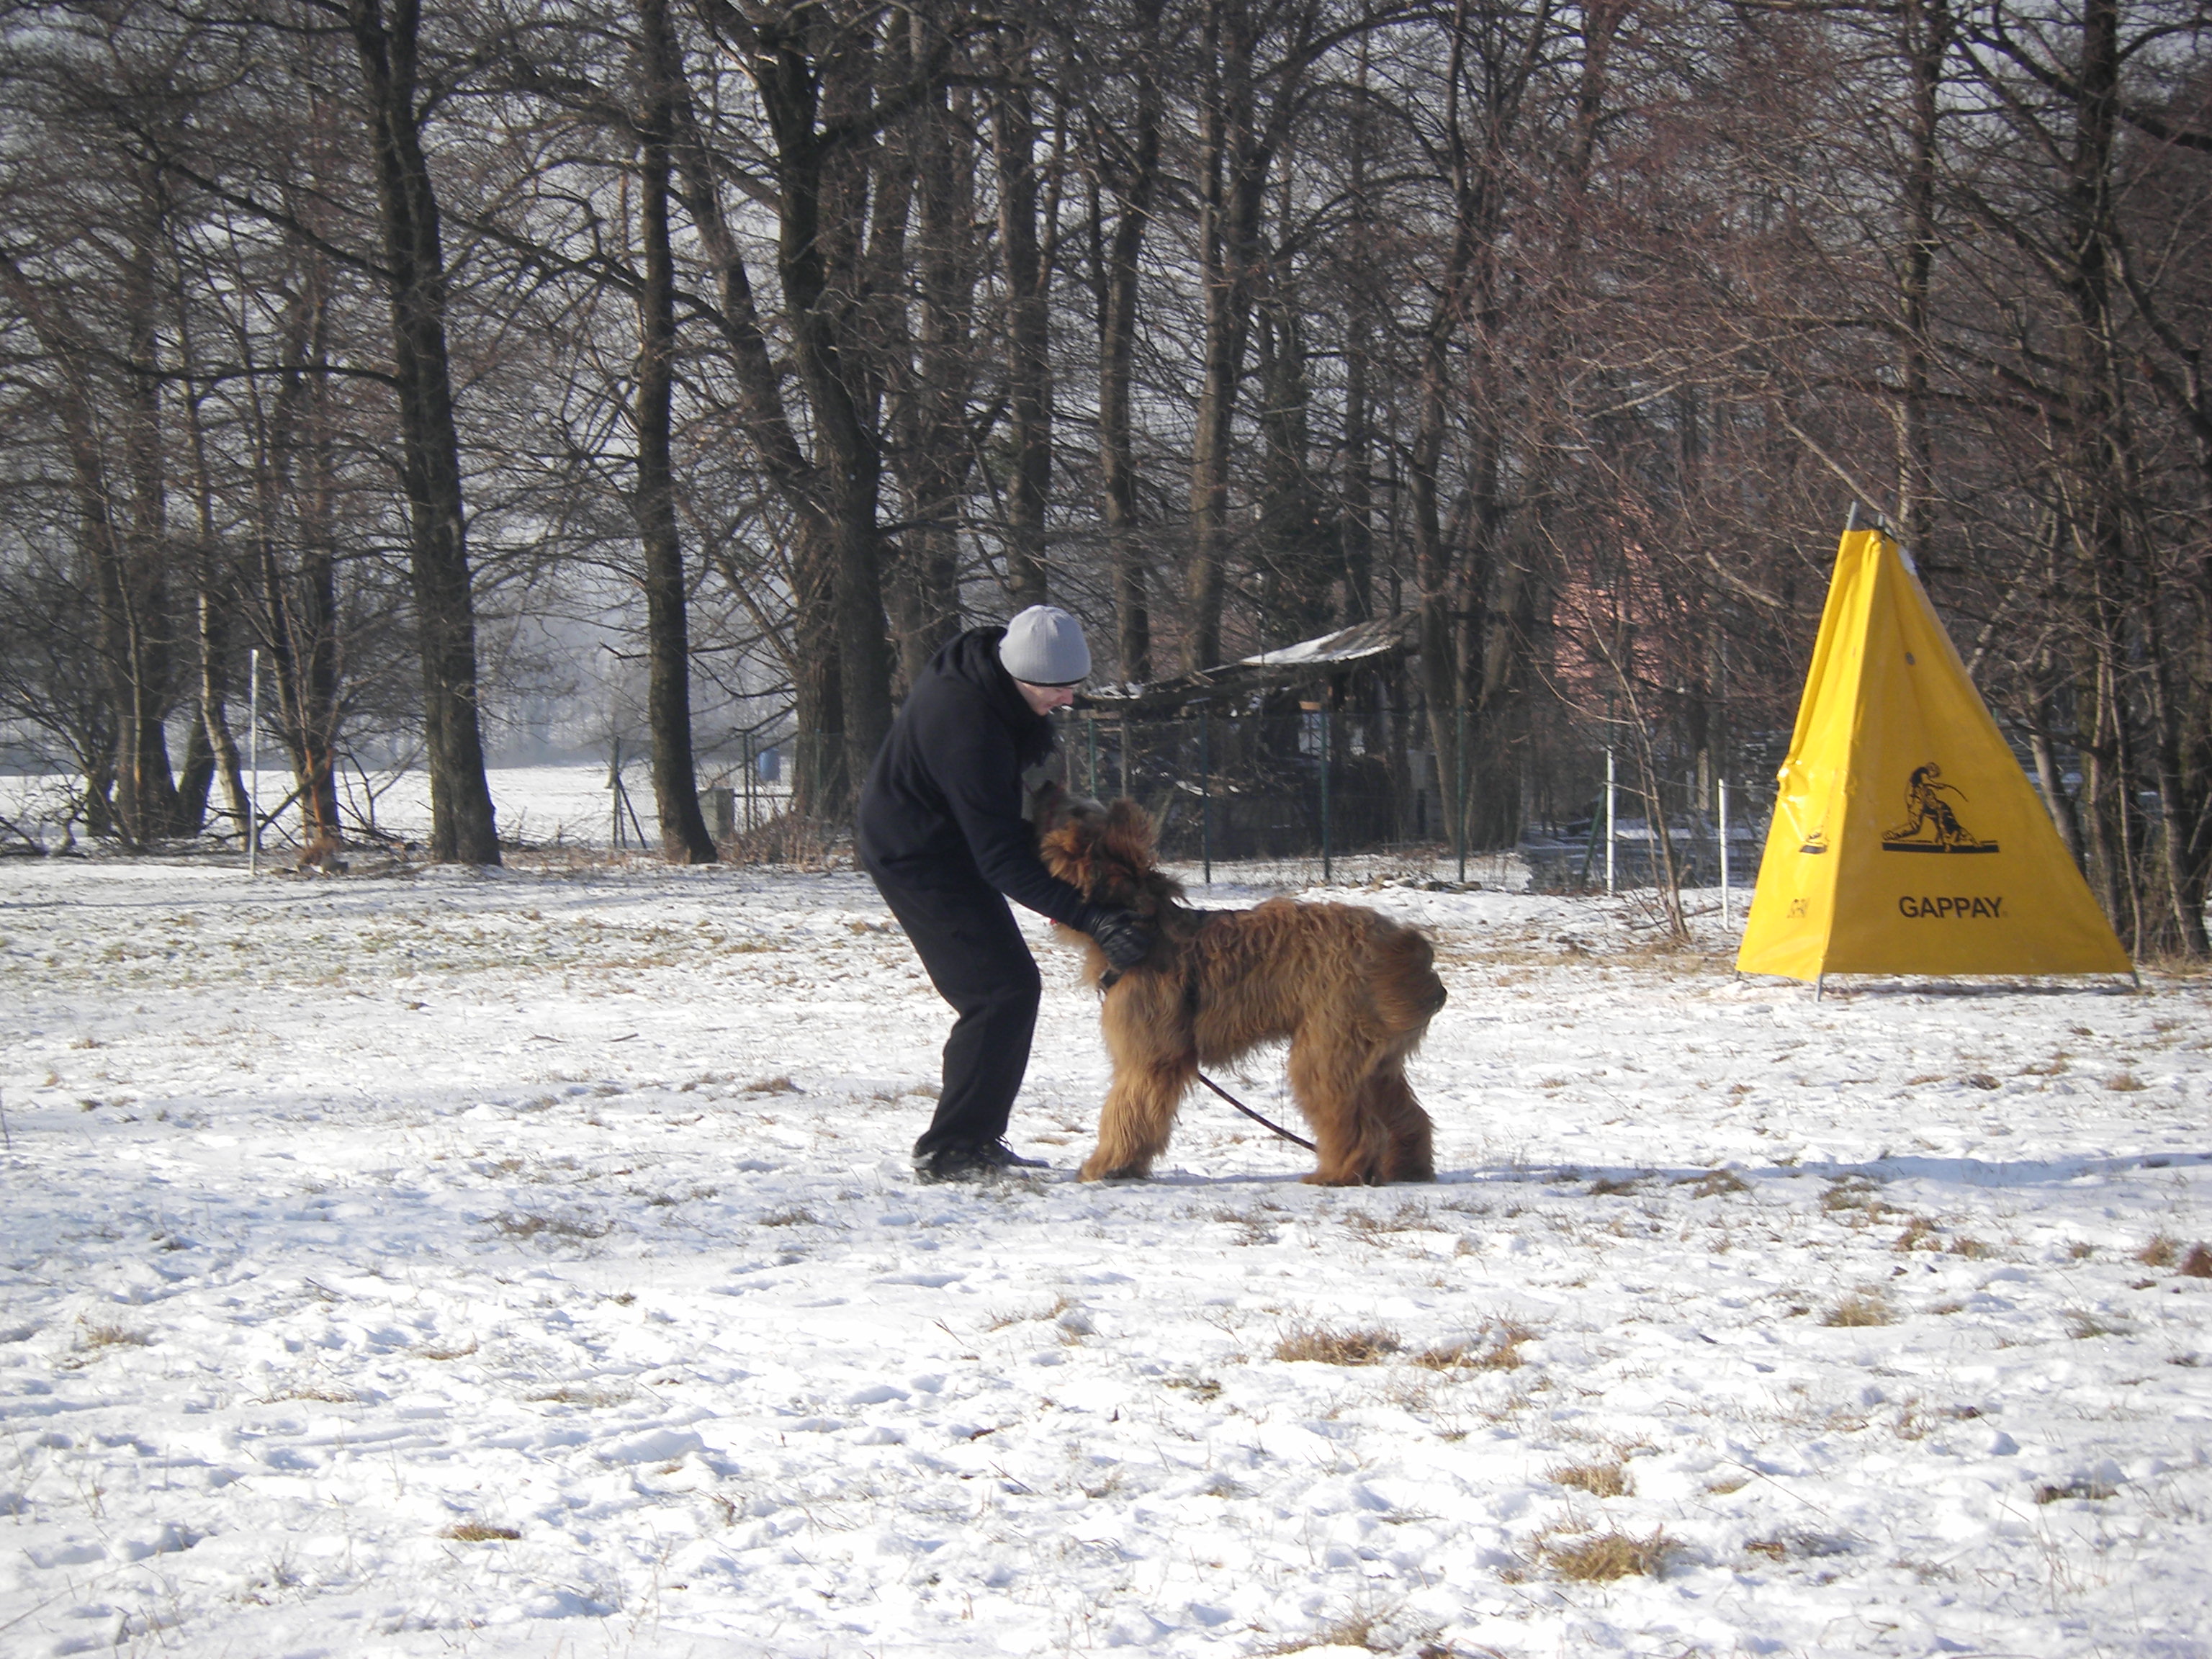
[1078,1156,1151,1183]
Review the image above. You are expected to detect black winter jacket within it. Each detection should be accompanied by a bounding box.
[856,629,1091,926]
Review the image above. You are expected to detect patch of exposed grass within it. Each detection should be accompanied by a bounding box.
[410,1339,479,1361]
[743,1075,802,1095]
[1274,1324,1401,1366]
[1586,1174,1644,1197]
[76,1322,152,1351]
[1542,1528,1676,1582]
[1948,1236,1995,1259]
[1822,1291,1894,1328]
[525,1385,631,1407]
[2137,1234,2179,1268]
[2064,1310,2129,1340]
[2181,1244,2212,1279]
[495,1211,613,1241]
[1341,1199,1439,1235]
[2104,1072,2149,1092]
[1412,1319,1536,1372]
[986,1293,1076,1331]
[441,1521,521,1542]
[1894,1215,1942,1252]
[2036,1479,2118,1504]
[1255,1611,1398,1655]
[1550,1460,1631,1498]
[757,1207,819,1228]
[1676,1168,1750,1198]
[1821,1176,1897,1226]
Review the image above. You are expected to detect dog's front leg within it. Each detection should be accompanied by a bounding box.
[1079,1058,1193,1180]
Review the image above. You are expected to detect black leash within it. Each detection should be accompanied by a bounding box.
[1194,1070,1317,1152]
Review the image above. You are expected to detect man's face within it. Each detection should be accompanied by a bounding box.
[1014,680,1079,716]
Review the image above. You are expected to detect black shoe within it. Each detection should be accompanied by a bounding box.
[912,1145,998,1184]
[912,1142,1048,1184]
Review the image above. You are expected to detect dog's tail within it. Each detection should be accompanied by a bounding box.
[1372,922,1447,1038]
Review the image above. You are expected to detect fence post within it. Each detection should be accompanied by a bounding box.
[1454,701,1467,882]
[247,647,260,874]
[1719,778,1731,927]
[1605,747,1617,896]
[1320,706,1333,884]
[1198,703,1212,887]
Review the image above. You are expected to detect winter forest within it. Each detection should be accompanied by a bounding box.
[1,0,2208,953]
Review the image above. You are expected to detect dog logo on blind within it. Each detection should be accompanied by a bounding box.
[1882,763,1998,854]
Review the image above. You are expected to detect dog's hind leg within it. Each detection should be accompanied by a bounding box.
[1289,1037,1393,1186]
[1362,1066,1435,1183]
[1080,1059,1194,1181]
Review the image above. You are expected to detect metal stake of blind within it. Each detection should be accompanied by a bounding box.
[1719,778,1731,927]
[1087,716,1098,801]
[1198,703,1212,887]
[247,647,261,876]
[1454,701,1467,884]
[1319,706,1333,885]
[1604,747,1617,896]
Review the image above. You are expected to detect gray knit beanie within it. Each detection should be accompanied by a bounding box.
[999,605,1092,685]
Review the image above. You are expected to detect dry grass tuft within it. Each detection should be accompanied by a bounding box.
[744,1074,803,1094]
[757,1207,819,1228]
[2036,1478,2118,1504]
[1275,1324,1401,1366]
[1412,1320,1536,1372]
[2064,1310,2128,1339]
[2136,1234,2179,1268]
[1821,1176,1897,1226]
[1677,1168,1750,1198]
[441,1521,521,1542]
[410,1339,479,1361]
[2104,1072,2149,1092]
[1894,1215,1942,1252]
[1550,1460,1631,1498]
[525,1385,630,1408]
[1586,1174,1644,1197]
[1255,1611,1396,1655]
[76,1322,153,1351]
[1948,1236,1995,1259]
[1542,1528,1676,1582]
[2180,1244,2212,1279]
[495,1211,613,1241]
[1821,1292,1895,1328]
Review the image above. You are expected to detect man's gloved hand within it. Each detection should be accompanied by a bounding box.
[1079,904,1152,971]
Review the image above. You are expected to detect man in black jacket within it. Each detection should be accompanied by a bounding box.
[858,606,1150,1183]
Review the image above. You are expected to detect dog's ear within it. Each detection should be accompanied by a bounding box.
[1037,796,1107,894]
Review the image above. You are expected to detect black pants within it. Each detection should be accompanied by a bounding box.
[868,871,1042,1159]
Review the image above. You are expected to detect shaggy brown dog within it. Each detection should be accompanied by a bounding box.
[1039,795,1444,1184]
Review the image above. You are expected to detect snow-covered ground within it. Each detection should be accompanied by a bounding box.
[1,783,2208,1658]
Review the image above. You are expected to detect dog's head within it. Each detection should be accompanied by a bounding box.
[1037,793,1180,914]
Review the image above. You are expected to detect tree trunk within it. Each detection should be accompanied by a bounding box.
[1097,0,1164,680]
[1185,0,1262,670]
[349,0,500,863]
[994,45,1052,606]
[637,0,717,863]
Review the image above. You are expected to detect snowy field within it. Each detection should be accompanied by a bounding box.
[1,784,2208,1658]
